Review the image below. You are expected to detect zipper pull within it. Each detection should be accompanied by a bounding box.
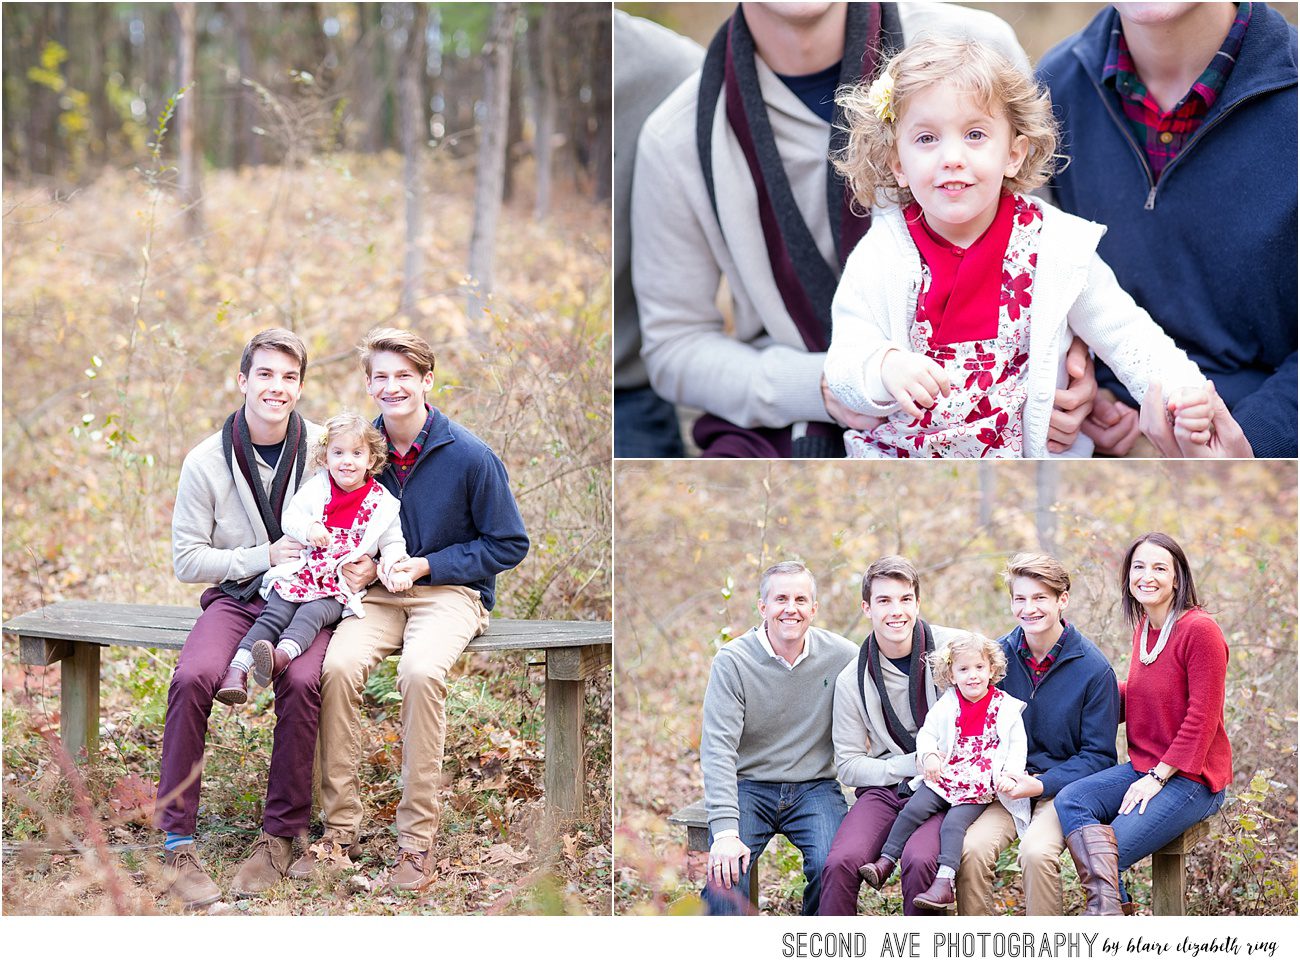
[1144,186,1157,211]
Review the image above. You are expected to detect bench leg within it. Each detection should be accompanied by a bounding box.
[1151,852,1186,916]
[61,642,101,762]
[544,675,586,822]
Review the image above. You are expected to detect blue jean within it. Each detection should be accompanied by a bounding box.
[1055,762,1225,874]
[703,779,847,916]
[614,386,684,458]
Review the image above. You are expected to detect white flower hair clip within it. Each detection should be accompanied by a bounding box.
[867,71,896,123]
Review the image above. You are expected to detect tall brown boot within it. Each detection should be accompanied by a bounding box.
[1065,824,1124,915]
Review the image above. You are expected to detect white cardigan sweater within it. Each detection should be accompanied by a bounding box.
[824,198,1208,457]
[259,469,406,619]
[913,687,1031,837]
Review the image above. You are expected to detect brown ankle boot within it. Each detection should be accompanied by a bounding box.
[858,857,896,889]
[913,874,956,911]
[161,844,221,909]
[1065,824,1124,915]
[215,666,248,706]
[251,640,291,687]
[230,830,295,898]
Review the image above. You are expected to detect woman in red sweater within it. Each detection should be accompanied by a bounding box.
[1054,532,1231,914]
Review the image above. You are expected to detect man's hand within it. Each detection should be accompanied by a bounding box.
[707,835,751,890]
[339,554,378,593]
[880,349,951,419]
[380,555,415,593]
[383,556,430,590]
[997,772,1044,799]
[821,374,882,432]
[1048,336,1097,453]
[1141,380,1254,458]
[268,534,305,566]
[1082,390,1142,456]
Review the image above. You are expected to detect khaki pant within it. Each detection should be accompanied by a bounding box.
[318,585,489,852]
[956,797,1065,916]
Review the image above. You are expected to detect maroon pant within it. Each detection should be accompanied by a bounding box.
[154,587,331,838]
[818,786,945,917]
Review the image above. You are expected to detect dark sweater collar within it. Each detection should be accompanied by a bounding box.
[1002,620,1086,664]
[1069,3,1296,113]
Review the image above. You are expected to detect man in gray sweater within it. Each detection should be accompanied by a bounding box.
[700,561,856,915]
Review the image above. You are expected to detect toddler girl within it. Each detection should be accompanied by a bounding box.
[824,38,1212,458]
[216,412,409,705]
[858,633,1029,911]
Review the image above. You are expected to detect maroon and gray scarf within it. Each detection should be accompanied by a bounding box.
[856,618,935,755]
[694,2,902,458]
[219,407,307,601]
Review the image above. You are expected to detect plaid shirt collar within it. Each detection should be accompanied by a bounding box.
[381,405,436,484]
[1102,3,1251,179]
[1103,3,1250,113]
[1017,621,1069,684]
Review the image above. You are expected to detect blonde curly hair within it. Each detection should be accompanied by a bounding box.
[833,37,1060,212]
[927,632,1007,691]
[311,411,389,479]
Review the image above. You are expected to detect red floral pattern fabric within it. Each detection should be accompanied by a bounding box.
[846,195,1045,458]
[934,687,1005,806]
[270,479,382,606]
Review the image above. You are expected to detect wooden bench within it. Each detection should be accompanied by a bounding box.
[668,797,1211,915]
[3,600,611,824]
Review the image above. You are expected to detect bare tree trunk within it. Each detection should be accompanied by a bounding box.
[176,2,204,235]
[531,4,556,221]
[978,463,996,529]
[466,2,518,321]
[229,1,256,168]
[1036,462,1059,554]
[399,2,428,323]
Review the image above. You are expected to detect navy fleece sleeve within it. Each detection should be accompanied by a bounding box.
[423,450,528,588]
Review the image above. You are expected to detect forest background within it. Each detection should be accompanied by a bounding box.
[614,461,1298,916]
[2,2,612,916]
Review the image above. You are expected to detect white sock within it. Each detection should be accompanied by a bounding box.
[278,639,303,661]
[937,865,956,880]
[231,648,253,672]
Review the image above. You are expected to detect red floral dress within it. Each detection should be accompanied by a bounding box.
[269,479,382,606]
[846,196,1045,458]
[933,688,1004,807]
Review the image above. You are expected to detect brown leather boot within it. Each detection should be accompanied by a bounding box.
[161,844,221,909]
[913,874,957,911]
[858,857,896,889]
[251,640,291,687]
[230,830,294,898]
[1065,824,1124,915]
[214,665,248,706]
[390,848,433,892]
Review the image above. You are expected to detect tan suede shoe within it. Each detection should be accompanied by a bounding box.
[287,838,362,880]
[389,849,433,892]
[161,844,221,909]
[230,831,294,898]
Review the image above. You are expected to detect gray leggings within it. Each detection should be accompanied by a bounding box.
[237,590,344,655]
[882,784,991,872]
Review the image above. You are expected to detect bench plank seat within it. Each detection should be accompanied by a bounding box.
[667,797,1209,915]
[4,600,611,824]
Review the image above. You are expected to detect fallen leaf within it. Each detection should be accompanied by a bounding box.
[484,842,530,866]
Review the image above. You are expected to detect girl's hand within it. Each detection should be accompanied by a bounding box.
[1119,774,1164,815]
[381,555,417,593]
[995,774,1016,794]
[307,523,330,548]
[881,349,951,419]
[1168,383,1213,446]
[922,752,942,783]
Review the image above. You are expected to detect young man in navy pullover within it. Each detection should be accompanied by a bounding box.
[1038,2,1297,458]
[957,555,1120,915]
[298,328,529,891]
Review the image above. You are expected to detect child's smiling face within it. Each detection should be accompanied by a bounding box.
[890,79,1028,249]
[326,432,370,492]
[950,645,992,703]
